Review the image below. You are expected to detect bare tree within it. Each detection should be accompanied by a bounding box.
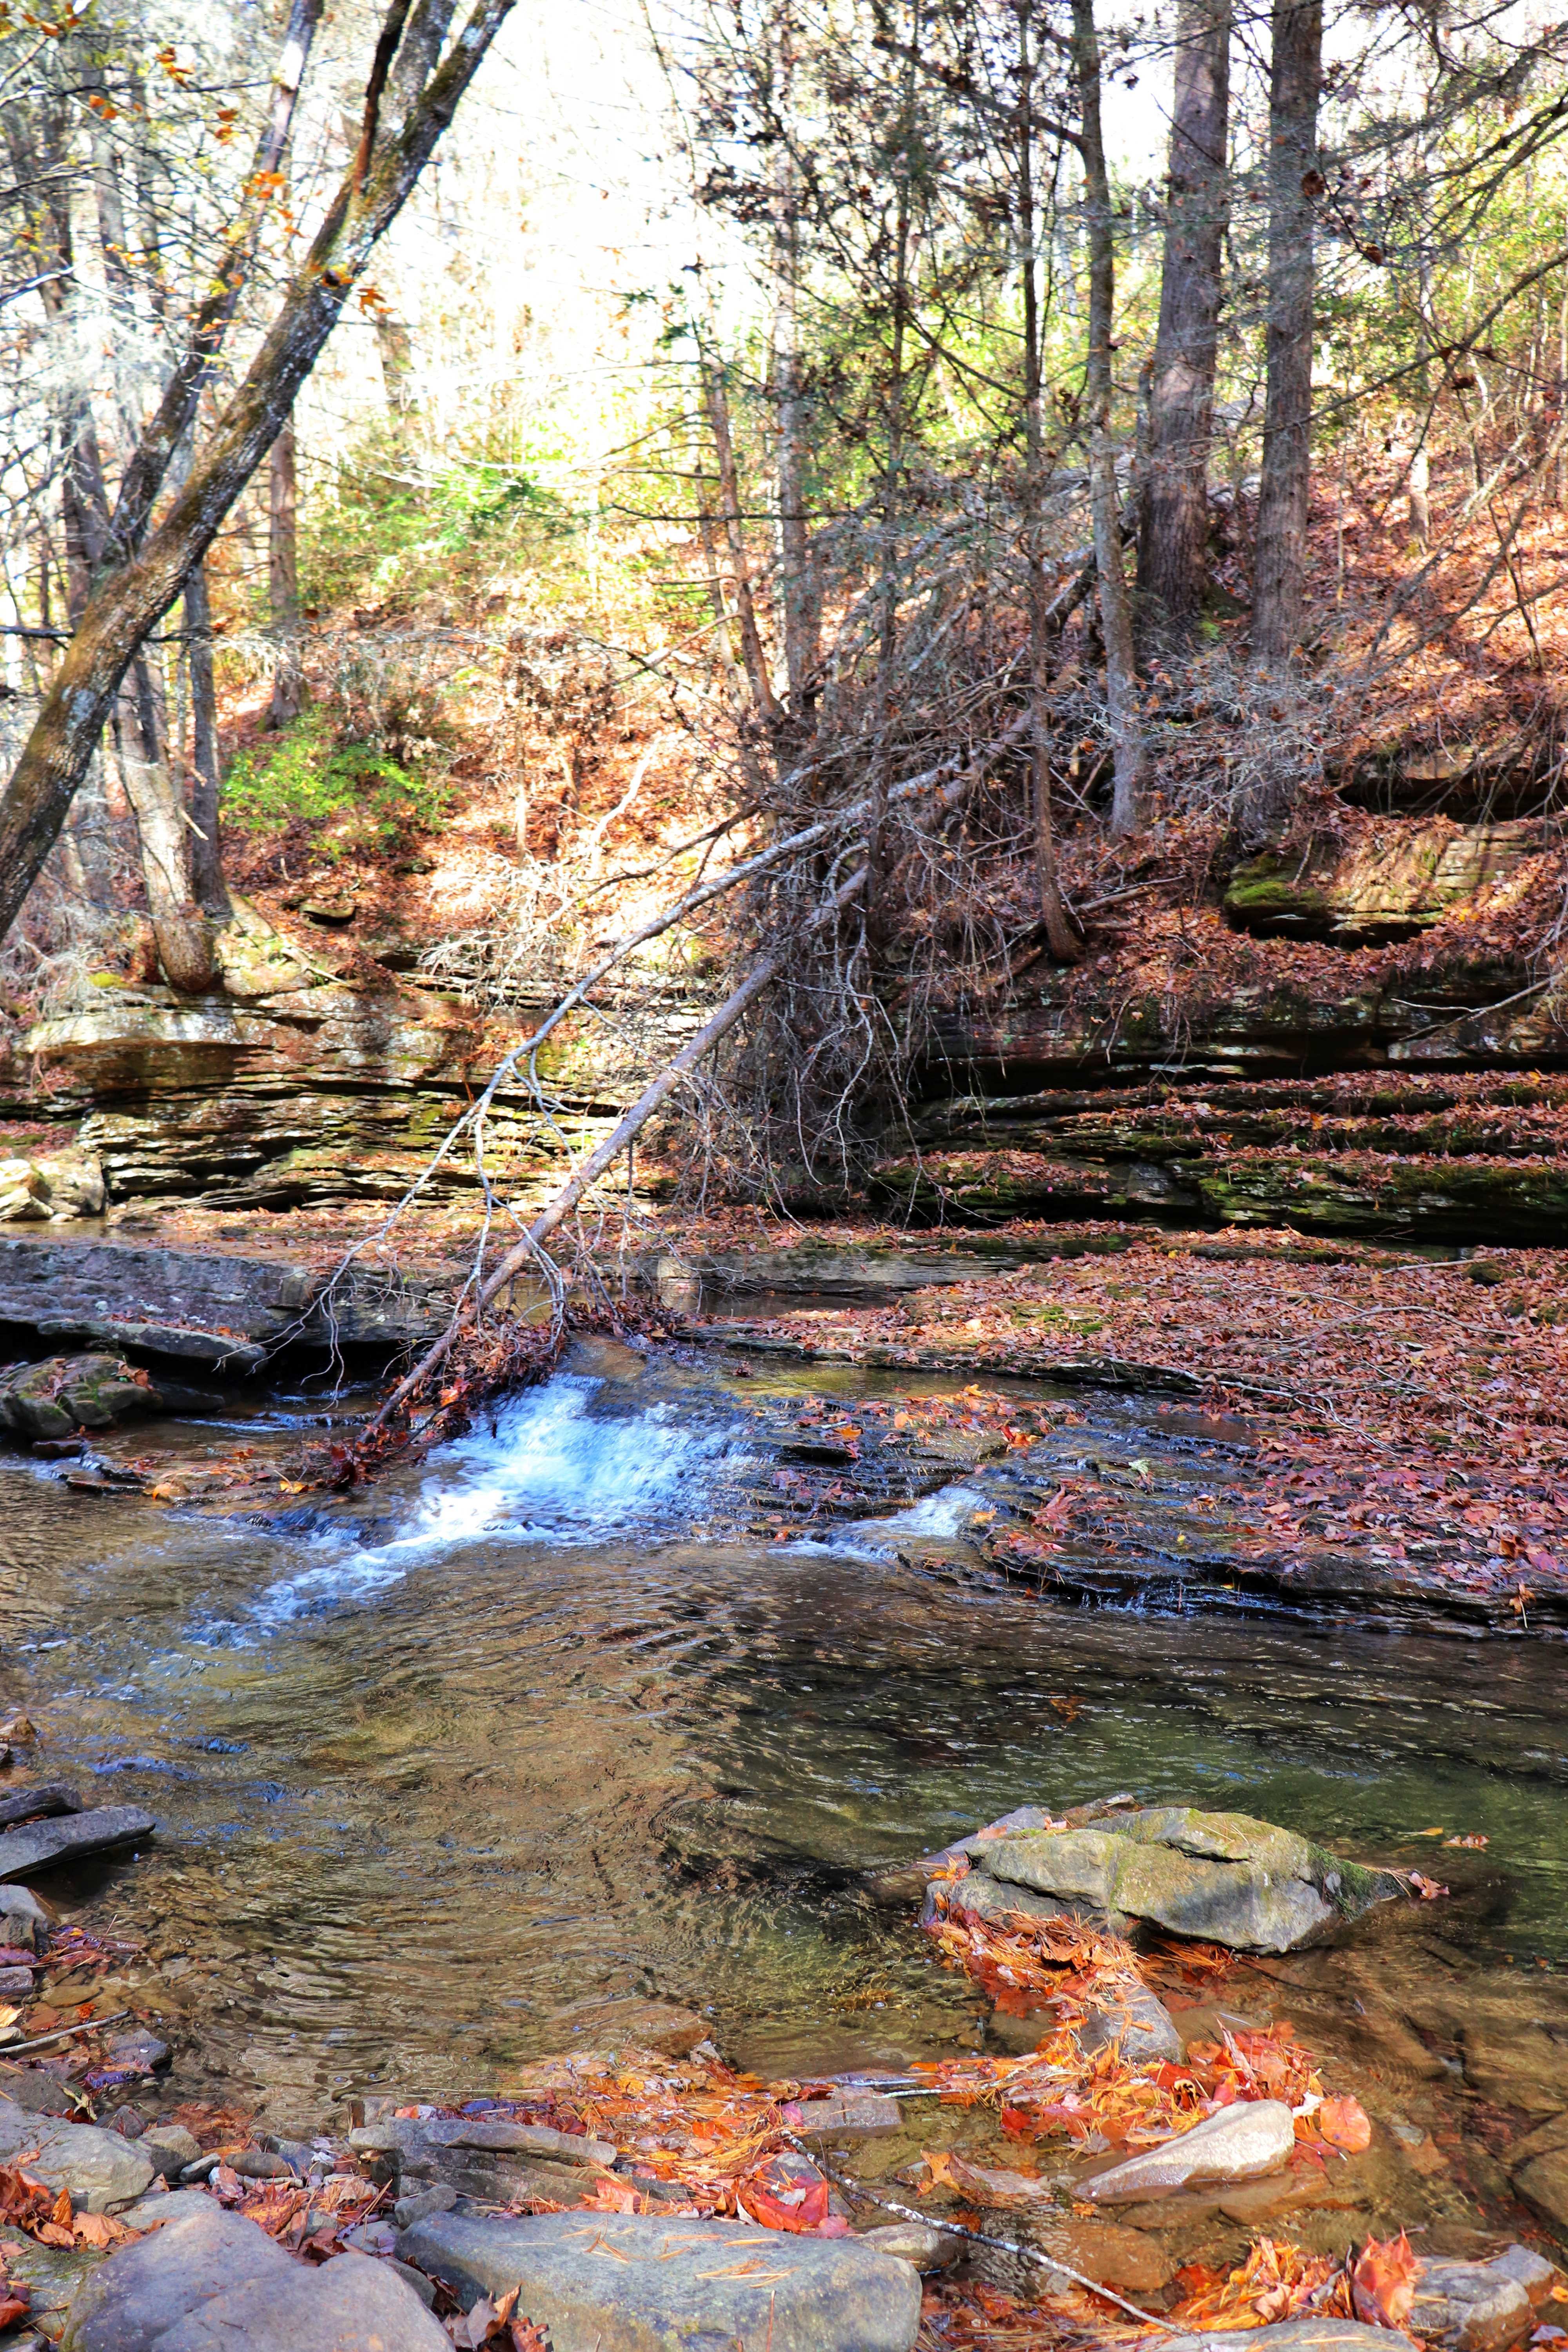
[267,417,305,728]
[1071,0,1147,834]
[0,0,515,948]
[1252,0,1323,665]
[1137,0,1230,641]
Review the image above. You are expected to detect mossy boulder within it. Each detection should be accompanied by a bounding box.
[0,1354,165,1441]
[933,1801,1404,1953]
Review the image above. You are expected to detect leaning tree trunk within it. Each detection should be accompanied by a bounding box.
[1072,0,1147,837]
[1137,0,1230,642]
[0,0,515,947]
[1251,0,1323,666]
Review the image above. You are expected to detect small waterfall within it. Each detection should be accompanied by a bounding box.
[248,1377,749,1628]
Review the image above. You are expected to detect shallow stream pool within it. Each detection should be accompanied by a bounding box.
[1,1357,1563,2120]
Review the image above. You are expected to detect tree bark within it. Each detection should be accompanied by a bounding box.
[185,564,228,914]
[1137,0,1230,642]
[770,33,818,720]
[700,351,781,725]
[1251,0,1322,666]
[1017,5,1080,958]
[1072,0,1147,836]
[0,0,515,947]
[114,657,214,993]
[267,419,305,726]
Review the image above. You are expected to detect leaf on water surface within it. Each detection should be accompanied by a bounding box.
[1409,1872,1449,1900]
[1317,2095,1372,2154]
[1351,2229,1419,2328]
[1444,1833,1488,1848]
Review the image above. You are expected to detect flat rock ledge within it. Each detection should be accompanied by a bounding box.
[396,2207,924,2352]
[923,1799,1405,1954]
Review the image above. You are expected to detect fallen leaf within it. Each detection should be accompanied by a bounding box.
[737,2149,829,2232]
[1352,2230,1418,2328]
[1318,2096,1372,2154]
[1410,1872,1449,1900]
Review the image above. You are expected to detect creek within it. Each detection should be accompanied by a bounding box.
[1,1357,1564,2123]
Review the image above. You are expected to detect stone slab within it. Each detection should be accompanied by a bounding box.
[0,1805,155,1879]
[396,2207,923,2351]
[1079,2101,1297,2203]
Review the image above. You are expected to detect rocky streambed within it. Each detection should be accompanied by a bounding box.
[0,1781,1566,2348]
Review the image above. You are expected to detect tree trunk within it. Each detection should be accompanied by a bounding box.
[700,352,781,725]
[1251,0,1322,666]
[770,33,818,721]
[117,653,214,991]
[267,419,304,727]
[0,0,516,948]
[185,564,228,914]
[1018,6,1080,959]
[1137,0,1230,642]
[1072,0,1147,836]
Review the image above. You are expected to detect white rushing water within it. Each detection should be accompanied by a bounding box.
[246,1376,750,1630]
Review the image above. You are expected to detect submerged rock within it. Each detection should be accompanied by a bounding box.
[1078,2099,1297,2201]
[1075,1980,1183,2065]
[0,1804,155,1880]
[547,1995,709,2056]
[0,2093,154,2210]
[859,2220,962,2271]
[62,2199,447,2350]
[931,1801,1403,1953]
[1515,2147,1568,2242]
[396,2207,923,2352]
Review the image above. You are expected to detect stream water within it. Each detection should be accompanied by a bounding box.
[2,1359,1564,2123]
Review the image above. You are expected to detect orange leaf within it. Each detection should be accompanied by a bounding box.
[1352,2230,1418,2328]
[1319,2096,1372,2154]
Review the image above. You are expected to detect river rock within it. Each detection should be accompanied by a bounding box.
[1076,1980,1183,2065]
[939,1802,1403,1953]
[0,1784,80,1828]
[0,1355,168,1441]
[1079,2099,1297,2202]
[139,2125,203,2180]
[0,2061,78,2114]
[548,1996,709,2056]
[62,2199,448,2350]
[347,2112,607,2207]
[0,1885,49,1949]
[1410,2249,1552,2352]
[1162,2327,1424,2352]
[0,2092,155,2210]
[789,2091,903,2138]
[396,2207,923,2351]
[0,1804,155,1879]
[859,2221,962,2271]
[1515,2148,1568,2241]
